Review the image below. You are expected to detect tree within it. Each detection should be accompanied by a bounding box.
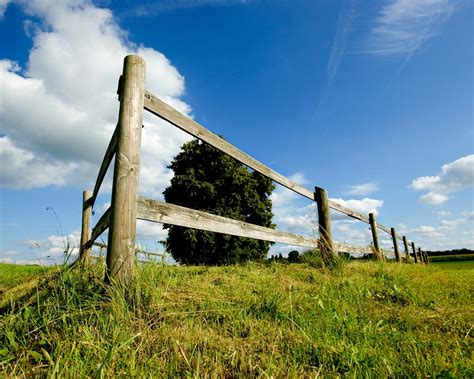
[163,139,275,265]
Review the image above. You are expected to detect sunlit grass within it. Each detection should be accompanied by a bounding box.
[0,260,472,377]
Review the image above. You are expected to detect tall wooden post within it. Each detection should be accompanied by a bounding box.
[106,55,146,284]
[424,250,429,264]
[314,187,334,263]
[80,190,93,265]
[369,213,383,260]
[391,228,401,263]
[411,242,418,263]
[402,236,411,262]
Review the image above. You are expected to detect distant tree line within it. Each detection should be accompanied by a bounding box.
[426,249,474,257]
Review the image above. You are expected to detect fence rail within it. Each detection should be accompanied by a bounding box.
[80,55,428,284]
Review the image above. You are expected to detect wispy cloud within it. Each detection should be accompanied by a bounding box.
[313,0,356,121]
[132,0,251,17]
[346,182,379,196]
[368,0,457,58]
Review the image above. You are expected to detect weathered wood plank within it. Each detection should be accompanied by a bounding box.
[80,190,93,264]
[89,207,111,248]
[144,91,375,223]
[137,196,373,255]
[391,227,401,263]
[334,243,373,255]
[144,91,315,199]
[107,55,146,284]
[369,213,383,260]
[137,196,319,248]
[91,125,118,206]
[315,187,334,256]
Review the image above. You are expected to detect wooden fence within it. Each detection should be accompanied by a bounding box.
[80,55,428,284]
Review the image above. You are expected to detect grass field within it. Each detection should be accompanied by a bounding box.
[0,260,473,377]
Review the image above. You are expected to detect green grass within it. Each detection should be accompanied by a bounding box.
[0,264,56,307]
[428,254,474,263]
[1,261,473,377]
[431,260,474,270]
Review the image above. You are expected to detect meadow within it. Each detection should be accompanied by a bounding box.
[0,260,473,377]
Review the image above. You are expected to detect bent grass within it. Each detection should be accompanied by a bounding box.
[0,261,473,377]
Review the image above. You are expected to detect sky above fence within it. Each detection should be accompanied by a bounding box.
[0,0,473,264]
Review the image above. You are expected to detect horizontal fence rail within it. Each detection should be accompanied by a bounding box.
[144,90,400,241]
[80,55,428,284]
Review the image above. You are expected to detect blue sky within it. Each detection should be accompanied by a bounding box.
[0,0,473,264]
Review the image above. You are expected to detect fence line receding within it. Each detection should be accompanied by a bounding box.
[79,55,428,284]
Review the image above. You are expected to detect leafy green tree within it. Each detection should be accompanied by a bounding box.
[163,140,275,265]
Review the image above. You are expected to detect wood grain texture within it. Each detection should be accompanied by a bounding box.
[107,55,146,284]
[91,125,118,206]
[369,213,383,260]
[90,207,111,248]
[137,197,374,255]
[391,227,401,263]
[143,90,408,244]
[314,187,334,253]
[80,190,93,264]
[402,236,411,262]
[144,91,315,199]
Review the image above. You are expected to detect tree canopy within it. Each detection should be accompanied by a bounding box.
[163,139,275,265]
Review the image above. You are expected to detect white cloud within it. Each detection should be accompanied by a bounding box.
[0,0,10,18]
[368,0,457,57]
[0,0,192,198]
[346,182,379,196]
[419,192,449,205]
[26,231,80,264]
[329,197,384,219]
[410,155,474,205]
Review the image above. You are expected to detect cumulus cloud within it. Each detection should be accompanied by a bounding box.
[410,155,474,205]
[346,182,379,196]
[0,0,192,198]
[368,0,457,57]
[329,197,384,219]
[26,231,80,264]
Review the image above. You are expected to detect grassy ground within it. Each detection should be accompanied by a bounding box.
[0,264,55,308]
[0,260,473,377]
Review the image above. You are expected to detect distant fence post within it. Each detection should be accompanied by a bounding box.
[369,213,383,260]
[391,227,401,263]
[424,251,429,264]
[418,247,425,264]
[402,236,411,262]
[314,187,334,264]
[106,55,146,285]
[411,242,418,263]
[79,190,93,264]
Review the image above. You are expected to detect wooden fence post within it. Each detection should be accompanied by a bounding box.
[411,242,418,263]
[418,247,425,264]
[369,213,383,260]
[424,251,429,264]
[402,236,411,262]
[106,55,146,285]
[391,228,401,263]
[80,190,92,264]
[314,187,334,263]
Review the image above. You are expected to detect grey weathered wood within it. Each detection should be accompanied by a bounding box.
[137,196,373,254]
[334,243,373,255]
[411,242,418,263]
[369,213,383,260]
[80,190,93,264]
[137,196,319,248]
[424,251,429,264]
[402,236,411,262]
[144,91,314,199]
[106,55,146,284]
[314,187,334,255]
[90,207,111,247]
[418,247,425,264]
[391,227,401,263]
[91,125,119,206]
